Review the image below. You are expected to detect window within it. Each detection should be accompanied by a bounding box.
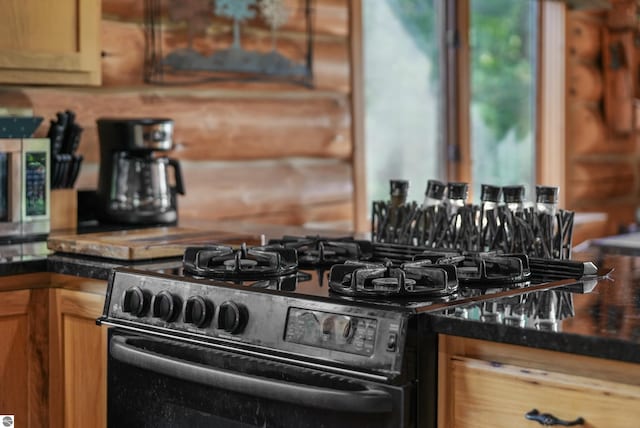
[355,0,560,230]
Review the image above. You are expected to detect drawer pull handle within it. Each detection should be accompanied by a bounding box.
[525,409,585,426]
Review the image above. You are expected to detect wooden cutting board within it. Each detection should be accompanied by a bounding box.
[47,227,263,260]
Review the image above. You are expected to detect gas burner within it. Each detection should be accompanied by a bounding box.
[268,236,374,268]
[328,260,458,297]
[183,243,298,280]
[413,250,531,285]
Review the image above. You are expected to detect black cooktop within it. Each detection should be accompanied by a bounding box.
[128,238,597,312]
[135,258,543,313]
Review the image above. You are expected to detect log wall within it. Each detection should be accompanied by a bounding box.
[0,0,354,228]
[565,2,640,234]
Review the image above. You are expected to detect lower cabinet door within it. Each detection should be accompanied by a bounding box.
[49,288,107,428]
[443,356,640,428]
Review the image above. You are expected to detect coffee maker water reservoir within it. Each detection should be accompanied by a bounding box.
[96,118,185,225]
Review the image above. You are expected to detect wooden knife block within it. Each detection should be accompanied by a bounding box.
[50,188,77,231]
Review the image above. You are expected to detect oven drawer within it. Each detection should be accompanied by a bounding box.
[444,356,640,428]
[107,331,413,428]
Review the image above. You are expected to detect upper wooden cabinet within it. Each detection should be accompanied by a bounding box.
[0,0,101,86]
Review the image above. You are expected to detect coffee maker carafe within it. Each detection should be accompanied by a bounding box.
[96,118,185,225]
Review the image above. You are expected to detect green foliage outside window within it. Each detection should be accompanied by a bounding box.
[387,0,534,142]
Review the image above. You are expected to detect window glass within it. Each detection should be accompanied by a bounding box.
[469,0,537,201]
[363,0,443,206]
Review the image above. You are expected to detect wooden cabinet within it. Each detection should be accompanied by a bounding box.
[49,285,107,428]
[0,287,49,427]
[438,335,640,428]
[0,0,101,85]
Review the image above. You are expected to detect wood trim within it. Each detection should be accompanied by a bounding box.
[439,335,640,386]
[48,288,64,428]
[0,289,31,316]
[49,287,108,428]
[78,0,102,84]
[28,288,50,428]
[538,1,567,206]
[451,0,471,186]
[349,0,367,233]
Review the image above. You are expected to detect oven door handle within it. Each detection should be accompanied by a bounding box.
[110,335,393,413]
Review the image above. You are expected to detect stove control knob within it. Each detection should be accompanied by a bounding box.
[342,317,354,339]
[218,301,247,334]
[184,296,214,328]
[152,291,181,322]
[122,287,149,317]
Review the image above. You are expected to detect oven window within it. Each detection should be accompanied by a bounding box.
[25,152,47,216]
[0,153,8,221]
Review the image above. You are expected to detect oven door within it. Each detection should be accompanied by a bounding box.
[107,330,414,428]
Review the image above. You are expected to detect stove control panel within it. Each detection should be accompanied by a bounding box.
[285,308,377,356]
[102,269,409,377]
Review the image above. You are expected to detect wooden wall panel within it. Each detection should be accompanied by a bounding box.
[565,6,640,234]
[2,88,352,163]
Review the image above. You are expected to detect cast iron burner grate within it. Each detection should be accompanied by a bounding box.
[268,236,374,268]
[183,243,298,280]
[328,260,459,297]
[413,250,531,285]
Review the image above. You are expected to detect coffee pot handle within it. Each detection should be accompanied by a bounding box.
[168,158,185,195]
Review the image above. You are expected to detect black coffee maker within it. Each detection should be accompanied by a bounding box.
[96,118,185,225]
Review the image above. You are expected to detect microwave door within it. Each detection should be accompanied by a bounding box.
[21,139,50,236]
[0,140,23,237]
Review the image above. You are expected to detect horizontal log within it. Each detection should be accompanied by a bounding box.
[74,159,354,222]
[569,179,635,201]
[571,160,634,181]
[203,200,354,226]
[567,16,602,62]
[102,0,349,37]
[101,21,349,92]
[567,103,607,154]
[568,161,635,201]
[567,62,602,102]
[1,87,351,163]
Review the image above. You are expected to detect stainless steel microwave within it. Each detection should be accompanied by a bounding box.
[0,138,50,239]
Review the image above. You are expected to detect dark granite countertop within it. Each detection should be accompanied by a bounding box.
[427,249,640,364]
[0,240,49,276]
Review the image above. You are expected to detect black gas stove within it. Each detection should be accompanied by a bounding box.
[98,236,597,428]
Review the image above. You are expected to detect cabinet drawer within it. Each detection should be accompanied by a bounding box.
[446,356,640,428]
